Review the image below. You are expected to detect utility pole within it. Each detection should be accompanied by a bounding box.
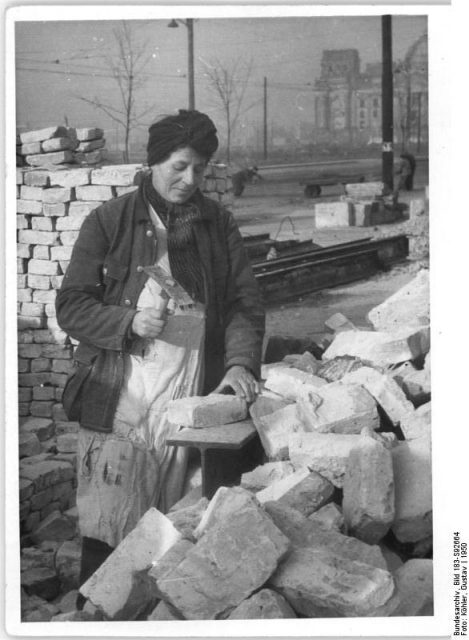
[381,15,394,191]
[187,18,195,110]
[263,76,268,160]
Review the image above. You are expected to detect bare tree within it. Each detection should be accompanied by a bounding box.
[202,57,254,164]
[77,21,154,162]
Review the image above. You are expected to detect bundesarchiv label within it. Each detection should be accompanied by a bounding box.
[453,532,468,636]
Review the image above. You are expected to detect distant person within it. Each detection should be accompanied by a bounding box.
[232,166,261,197]
[393,151,416,202]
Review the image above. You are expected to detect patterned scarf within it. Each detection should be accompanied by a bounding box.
[141,173,206,303]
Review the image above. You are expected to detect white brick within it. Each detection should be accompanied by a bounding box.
[18,230,58,246]
[167,394,247,428]
[75,127,104,141]
[315,201,353,228]
[41,137,76,153]
[33,289,56,304]
[16,215,30,230]
[91,164,143,186]
[241,461,296,492]
[27,274,51,290]
[20,126,69,144]
[56,214,87,231]
[42,187,74,204]
[49,168,91,188]
[28,259,60,276]
[68,201,96,216]
[345,181,385,198]
[400,402,431,441]
[42,203,69,217]
[23,170,50,187]
[77,138,105,153]
[116,186,138,196]
[25,150,74,166]
[75,185,114,201]
[17,199,43,215]
[50,246,73,261]
[17,244,32,258]
[264,366,327,401]
[59,231,79,246]
[21,302,45,317]
[33,245,50,260]
[31,217,54,231]
[20,141,42,155]
[251,400,305,461]
[17,288,33,302]
[20,185,45,201]
[392,559,433,616]
[16,168,24,184]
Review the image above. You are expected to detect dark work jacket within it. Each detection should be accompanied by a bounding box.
[55,187,265,432]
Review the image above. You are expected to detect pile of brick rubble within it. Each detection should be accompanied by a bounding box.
[19,269,432,621]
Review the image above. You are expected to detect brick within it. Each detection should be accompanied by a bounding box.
[308,502,345,532]
[400,402,431,441]
[41,137,76,153]
[156,492,289,620]
[19,432,42,458]
[56,433,78,453]
[18,387,33,402]
[391,559,433,616]
[16,215,30,230]
[40,344,72,359]
[18,358,30,373]
[20,142,42,155]
[75,127,104,141]
[167,394,248,428]
[147,600,183,621]
[55,421,79,435]
[368,270,430,332]
[20,126,69,144]
[18,343,42,358]
[32,289,56,304]
[264,366,327,401]
[17,274,27,288]
[50,373,69,387]
[391,438,432,543]
[43,202,69,217]
[27,274,51,290]
[256,468,334,517]
[21,302,45,317]
[17,287,32,302]
[251,401,304,460]
[193,486,255,539]
[228,588,296,619]
[26,150,74,166]
[77,138,105,153]
[50,275,64,289]
[30,510,76,545]
[48,247,71,263]
[323,326,431,367]
[60,231,79,246]
[32,329,56,343]
[18,316,47,330]
[269,546,397,617]
[21,567,61,601]
[76,185,114,201]
[345,181,385,197]
[353,201,382,226]
[241,461,296,492]
[20,416,55,440]
[20,478,34,501]
[20,460,73,493]
[31,216,54,231]
[19,373,51,388]
[49,167,91,187]
[68,200,96,216]
[17,199,43,214]
[315,201,353,228]
[23,170,50,187]
[91,164,143,186]
[116,186,137,196]
[341,366,415,426]
[18,402,31,416]
[28,258,60,276]
[30,486,55,511]
[288,432,362,488]
[324,312,357,333]
[55,539,81,590]
[400,368,431,407]
[343,432,395,544]
[52,404,68,421]
[45,303,57,317]
[20,185,45,201]
[80,508,181,620]
[33,245,50,259]
[47,318,68,344]
[33,386,56,401]
[31,357,51,372]
[30,401,55,418]
[41,187,74,204]
[16,167,24,184]
[18,230,58,245]
[52,359,74,374]
[56,214,87,231]
[17,258,27,274]
[148,539,195,586]
[296,382,379,434]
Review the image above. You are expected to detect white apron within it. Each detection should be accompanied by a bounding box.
[76,208,205,548]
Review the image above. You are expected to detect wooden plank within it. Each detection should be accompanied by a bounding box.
[166,419,257,450]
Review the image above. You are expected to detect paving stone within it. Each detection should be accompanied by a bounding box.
[167,394,248,428]
[343,432,395,544]
[270,546,397,617]
[315,201,353,228]
[19,417,55,441]
[20,126,69,144]
[288,431,362,487]
[391,438,432,543]
[296,381,379,434]
[323,326,430,367]
[55,539,81,590]
[20,478,35,501]
[400,367,431,407]
[241,461,296,492]
[391,559,433,616]
[264,366,327,401]
[400,402,431,441]
[316,355,365,382]
[155,493,289,620]
[227,588,296,619]
[91,164,143,186]
[21,567,61,601]
[30,510,76,544]
[251,401,306,460]
[308,502,345,532]
[19,431,42,458]
[257,468,334,517]
[368,270,430,332]
[80,508,181,620]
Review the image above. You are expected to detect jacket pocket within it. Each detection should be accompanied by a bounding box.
[62,361,94,422]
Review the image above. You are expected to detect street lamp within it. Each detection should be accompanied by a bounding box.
[168,18,195,110]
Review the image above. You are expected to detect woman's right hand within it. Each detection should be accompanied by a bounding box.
[131,307,167,338]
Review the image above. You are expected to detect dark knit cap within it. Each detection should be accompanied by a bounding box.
[147,109,218,166]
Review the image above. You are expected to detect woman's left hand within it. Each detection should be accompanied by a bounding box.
[212,365,259,403]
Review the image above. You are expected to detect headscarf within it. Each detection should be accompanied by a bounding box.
[147,109,218,166]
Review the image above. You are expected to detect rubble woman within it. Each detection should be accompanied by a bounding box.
[56,109,265,604]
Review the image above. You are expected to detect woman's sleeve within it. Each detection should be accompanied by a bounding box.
[55,210,137,352]
[222,210,265,379]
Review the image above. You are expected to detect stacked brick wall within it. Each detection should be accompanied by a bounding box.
[16,162,232,544]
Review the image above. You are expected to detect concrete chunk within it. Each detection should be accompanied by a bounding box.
[368,270,430,332]
[296,382,379,434]
[343,432,395,544]
[264,366,327,401]
[341,366,414,426]
[257,468,334,516]
[270,547,397,617]
[288,432,361,487]
[227,588,296,619]
[391,438,432,543]
[241,461,296,492]
[167,394,247,428]
[80,508,181,620]
[323,326,430,366]
[156,491,290,619]
[391,559,433,616]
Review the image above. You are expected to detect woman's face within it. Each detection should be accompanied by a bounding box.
[151,146,207,204]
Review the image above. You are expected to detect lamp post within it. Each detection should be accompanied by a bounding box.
[168,18,195,110]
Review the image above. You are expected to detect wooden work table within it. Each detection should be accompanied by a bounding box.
[166,419,264,499]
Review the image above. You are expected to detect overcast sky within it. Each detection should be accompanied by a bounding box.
[15,15,427,145]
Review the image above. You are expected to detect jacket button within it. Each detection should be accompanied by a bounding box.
[124,299,132,306]
[146,229,153,238]
[136,265,143,272]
